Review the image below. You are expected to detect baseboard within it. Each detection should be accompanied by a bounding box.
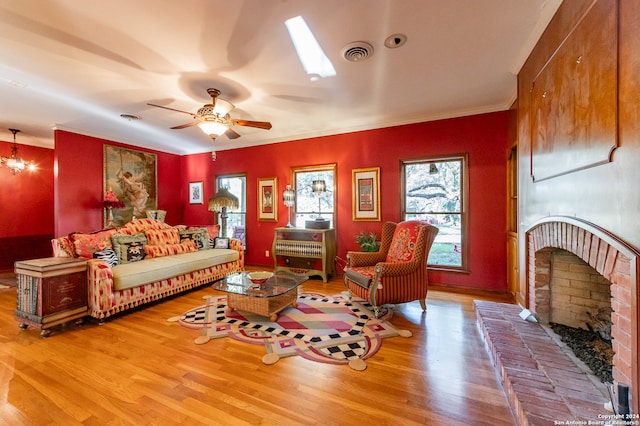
[429,282,513,302]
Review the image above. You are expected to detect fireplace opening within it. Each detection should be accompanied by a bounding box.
[526,216,640,412]
[537,248,614,384]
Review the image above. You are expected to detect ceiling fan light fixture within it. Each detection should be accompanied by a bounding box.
[198,120,229,139]
[198,99,234,117]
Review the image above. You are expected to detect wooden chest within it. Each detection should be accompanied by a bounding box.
[14,257,88,337]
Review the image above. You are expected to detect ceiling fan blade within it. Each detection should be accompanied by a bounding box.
[225,128,241,139]
[231,119,272,130]
[171,121,200,130]
[148,103,198,118]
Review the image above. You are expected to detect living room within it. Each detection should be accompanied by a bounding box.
[1,0,639,424]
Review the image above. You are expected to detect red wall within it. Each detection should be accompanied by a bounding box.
[9,112,508,291]
[0,141,54,237]
[185,111,509,291]
[54,130,182,236]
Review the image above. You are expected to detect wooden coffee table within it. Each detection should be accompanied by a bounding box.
[211,272,308,321]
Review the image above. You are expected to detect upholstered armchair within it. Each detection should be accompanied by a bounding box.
[343,221,439,318]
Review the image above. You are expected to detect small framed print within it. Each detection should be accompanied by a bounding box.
[213,237,230,249]
[189,181,204,204]
[352,167,380,221]
[257,177,277,221]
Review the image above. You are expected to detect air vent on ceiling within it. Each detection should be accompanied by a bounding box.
[341,41,374,62]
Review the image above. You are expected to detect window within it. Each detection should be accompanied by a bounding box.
[402,155,467,270]
[216,174,246,247]
[291,164,336,228]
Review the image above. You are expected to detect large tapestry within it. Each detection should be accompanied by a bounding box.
[103,145,157,227]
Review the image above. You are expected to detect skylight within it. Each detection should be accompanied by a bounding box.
[285,16,336,80]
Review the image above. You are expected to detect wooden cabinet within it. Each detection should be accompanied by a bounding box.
[507,143,520,302]
[272,228,336,282]
[14,257,88,337]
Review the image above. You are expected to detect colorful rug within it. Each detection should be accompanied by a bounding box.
[168,292,412,370]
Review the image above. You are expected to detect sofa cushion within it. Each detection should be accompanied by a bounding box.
[93,248,119,267]
[112,248,240,291]
[118,218,171,235]
[144,241,197,258]
[52,236,76,258]
[69,228,117,258]
[179,228,210,250]
[187,225,220,239]
[112,233,147,264]
[145,228,180,245]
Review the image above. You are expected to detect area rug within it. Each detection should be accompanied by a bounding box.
[168,292,412,370]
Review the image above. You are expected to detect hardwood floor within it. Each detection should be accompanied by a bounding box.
[0,269,516,425]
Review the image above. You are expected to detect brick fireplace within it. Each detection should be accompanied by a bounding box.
[526,216,640,413]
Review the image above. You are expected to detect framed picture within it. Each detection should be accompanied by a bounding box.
[103,145,157,227]
[189,181,204,204]
[213,237,230,249]
[352,167,380,221]
[257,177,277,221]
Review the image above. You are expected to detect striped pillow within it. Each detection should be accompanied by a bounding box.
[93,248,119,267]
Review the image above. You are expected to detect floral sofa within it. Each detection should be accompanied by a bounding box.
[52,218,244,321]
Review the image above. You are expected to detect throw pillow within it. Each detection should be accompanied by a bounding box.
[112,233,147,264]
[145,228,180,245]
[179,228,210,250]
[69,228,117,258]
[117,218,171,235]
[386,221,422,263]
[93,248,119,267]
[51,236,76,258]
[144,241,197,258]
[187,225,220,239]
[213,237,230,249]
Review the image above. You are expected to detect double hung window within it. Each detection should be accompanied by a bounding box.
[291,164,336,228]
[216,174,247,247]
[402,155,467,270]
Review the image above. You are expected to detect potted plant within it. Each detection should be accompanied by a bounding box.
[355,231,380,252]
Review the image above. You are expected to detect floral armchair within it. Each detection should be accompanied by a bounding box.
[343,220,439,318]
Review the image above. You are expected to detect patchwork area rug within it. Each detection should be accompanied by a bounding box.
[168,293,412,370]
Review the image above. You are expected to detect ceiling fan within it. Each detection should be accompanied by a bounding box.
[148,88,272,140]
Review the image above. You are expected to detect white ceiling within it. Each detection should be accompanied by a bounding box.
[0,0,561,155]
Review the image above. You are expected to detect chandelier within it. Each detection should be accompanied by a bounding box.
[1,129,35,174]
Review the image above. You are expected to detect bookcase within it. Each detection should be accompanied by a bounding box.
[272,228,336,282]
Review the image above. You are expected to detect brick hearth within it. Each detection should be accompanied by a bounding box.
[475,300,608,425]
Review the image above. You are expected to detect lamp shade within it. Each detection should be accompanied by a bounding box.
[312,180,326,194]
[283,185,296,207]
[208,187,239,212]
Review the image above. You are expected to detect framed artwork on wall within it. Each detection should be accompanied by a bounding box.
[189,181,204,204]
[352,167,380,221]
[103,145,157,227]
[257,177,277,222]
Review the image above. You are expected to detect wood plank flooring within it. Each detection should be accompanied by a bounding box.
[0,268,516,425]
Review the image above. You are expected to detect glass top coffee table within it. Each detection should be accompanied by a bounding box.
[211,272,308,321]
